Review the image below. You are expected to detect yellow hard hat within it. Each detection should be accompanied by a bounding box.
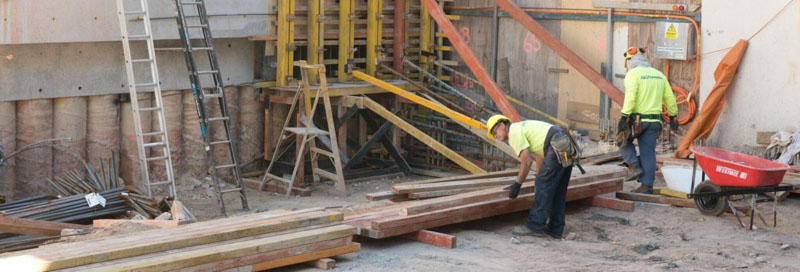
[486,115,511,139]
[623,46,647,69]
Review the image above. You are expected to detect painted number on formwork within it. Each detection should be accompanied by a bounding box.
[523,32,541,53]
[460,27,470,44]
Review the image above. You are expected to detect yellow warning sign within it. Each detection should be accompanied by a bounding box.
[665,23,677,39]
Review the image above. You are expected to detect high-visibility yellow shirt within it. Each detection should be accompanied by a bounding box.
[508,120,553,158]
[622,66,679,122]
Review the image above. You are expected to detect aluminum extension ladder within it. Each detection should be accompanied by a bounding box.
[116,0,177,197]
[173,0,248,216]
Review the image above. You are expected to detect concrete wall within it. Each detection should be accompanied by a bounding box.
[700,0,800,150]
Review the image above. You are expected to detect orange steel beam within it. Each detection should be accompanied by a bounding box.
[493,0,625,105]
[419,0,522,122]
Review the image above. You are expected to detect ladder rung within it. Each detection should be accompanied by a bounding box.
[139,106,162,112]
[191,47,213,51]
[142,131,165,137]
[187,24,209,28]
[145,155,169,162]
[202,93,223,99]
[311,147,333,158]
[125,10,146,15]
[196,70,218,75]
[220,188,243,193]
[180,1,203,5]
[150,181,172,186]
[312,168,339,181]
[207,117,230,122]
[131,58,153,63]
[215,164,236,169]
[143,142,166,148]
[210,140,231,145]
[155,47,185,51]
[128,34,151,40]
[135,82,158,88]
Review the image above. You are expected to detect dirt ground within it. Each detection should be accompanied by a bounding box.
[174,172,800,272]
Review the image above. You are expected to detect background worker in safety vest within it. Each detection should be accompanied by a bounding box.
[617,47,679,194]
[488,115,578,239]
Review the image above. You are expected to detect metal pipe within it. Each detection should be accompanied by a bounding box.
[404,59,495,115]
[490,5,500,80]
[599,7,613,123]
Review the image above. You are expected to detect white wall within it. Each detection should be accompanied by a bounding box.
[700,0,800,150]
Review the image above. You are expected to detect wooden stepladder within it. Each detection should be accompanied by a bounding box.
[260,61,347,196]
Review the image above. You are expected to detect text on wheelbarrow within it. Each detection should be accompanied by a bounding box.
[716,165,748,179]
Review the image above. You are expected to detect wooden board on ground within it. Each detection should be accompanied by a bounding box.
[616,191,696,208]
[0,217,89,237]
[582,195,635,212]
[0,208,343,270]
[402,230,456,249]
[92,219,182,229]
[243,178,312,196]
[654,187,688,199]
[306,258,336,270]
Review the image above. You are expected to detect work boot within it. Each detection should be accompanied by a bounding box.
[512,225,546,237]
[626,162,644,181]
[545,229,563,240]
[632,184,653,194]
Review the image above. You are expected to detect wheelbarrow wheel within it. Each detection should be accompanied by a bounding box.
[694,181,727,216]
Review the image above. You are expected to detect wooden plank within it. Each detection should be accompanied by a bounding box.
[370,178,623,231]
[60,225,356,272]
[583,195,634,212]
[306,258,336,270]
[0,210,342,270]
[616,191,696,208]
[175,237,350,272]
[251,243,360,271]
[402,230,456,249]
[654,187,689,199]
[392,176,533,194]
[408,186,498,199]
[367,180,623,238]
[347,96,485,174]
[397,169,519,186]
[365,191,400,201]
[399,171,625,216]
[92,219,180,229]
[0,216,89,236]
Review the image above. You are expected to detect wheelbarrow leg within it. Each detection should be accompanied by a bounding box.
[728,198,745,228]
[773,194,778,227]
[749,194,756,230]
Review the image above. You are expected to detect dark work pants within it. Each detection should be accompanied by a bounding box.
[620,121,662,187]
[525,148,573,236]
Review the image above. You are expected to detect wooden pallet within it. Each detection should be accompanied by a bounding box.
[345,169,626,239]
[0,209,358,271]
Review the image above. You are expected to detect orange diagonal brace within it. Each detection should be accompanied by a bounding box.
[420,0,522,122]
[493,0,625,105]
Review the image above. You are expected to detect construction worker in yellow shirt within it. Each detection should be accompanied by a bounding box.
[487,115,579,239]
[617,47,679,194]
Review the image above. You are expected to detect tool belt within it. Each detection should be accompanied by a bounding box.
[633,113,663,121]
[550,131,581,168]
[629,113,661,135]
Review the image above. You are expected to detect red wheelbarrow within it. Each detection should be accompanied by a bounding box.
[687,146,797,229]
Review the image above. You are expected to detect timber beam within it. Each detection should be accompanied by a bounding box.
[342,96,485,174]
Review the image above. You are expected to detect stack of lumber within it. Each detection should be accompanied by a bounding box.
[346,167,626,239]
[365,169,520,201]
[0,208,359,271]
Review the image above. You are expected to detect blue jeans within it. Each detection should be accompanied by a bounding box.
[525,148,573,236]
[620,121,662,187]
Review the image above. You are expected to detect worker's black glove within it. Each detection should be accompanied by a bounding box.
[505,182,522,199]
[669,116,679,132]
[617,115,630,132]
